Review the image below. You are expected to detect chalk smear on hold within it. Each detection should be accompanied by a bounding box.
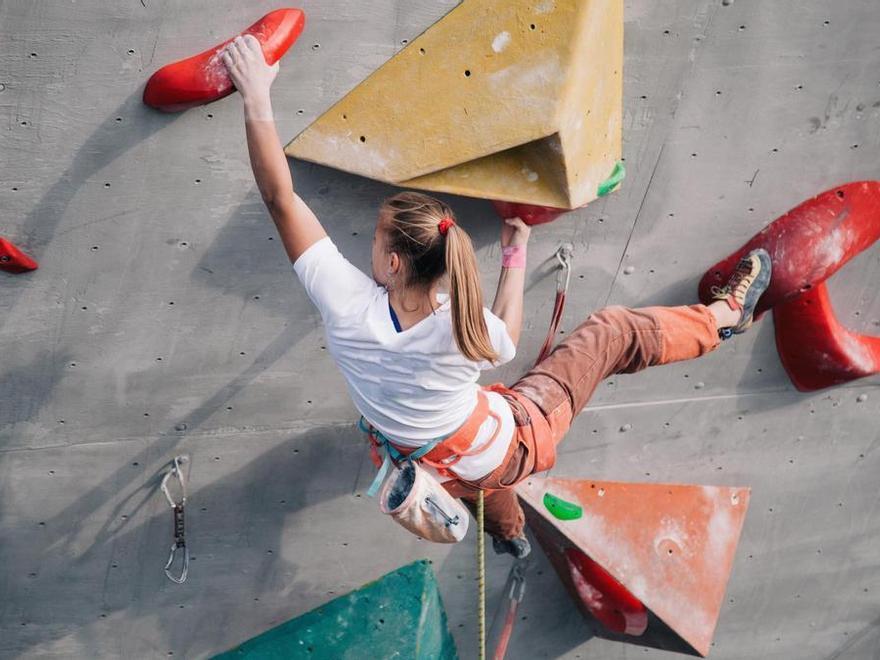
[492,31,511,53]
[521,167,539,182]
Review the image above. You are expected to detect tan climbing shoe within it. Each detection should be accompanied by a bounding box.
[711,248,772,336]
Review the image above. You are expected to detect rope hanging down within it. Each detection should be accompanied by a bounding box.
[161,455,189,584]
[477,490,486,660]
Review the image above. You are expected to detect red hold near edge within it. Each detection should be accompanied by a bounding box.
[143,9,306,113]
[699,181,880,317]
[0,237,39,274]
[699,181,880,391]
[774,283,880,391]
[491,201,568,226]
[565,548,648,637]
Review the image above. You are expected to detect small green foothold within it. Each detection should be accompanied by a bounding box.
[543,492,583,520]
[597,160,626,197]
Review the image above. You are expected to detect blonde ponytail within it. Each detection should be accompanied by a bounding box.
[380,191,499,364]
[445,226,499,363]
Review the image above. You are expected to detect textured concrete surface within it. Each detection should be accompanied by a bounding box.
[1,1,879,659]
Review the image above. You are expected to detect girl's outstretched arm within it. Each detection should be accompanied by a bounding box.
[222,35,326,262]
[490,217,531,346]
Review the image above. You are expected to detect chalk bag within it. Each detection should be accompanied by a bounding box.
[378,461,470,543]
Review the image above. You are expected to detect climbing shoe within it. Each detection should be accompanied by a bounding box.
[492,534,531,559]
[711,248,772,338]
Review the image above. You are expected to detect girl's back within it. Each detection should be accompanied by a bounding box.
[294,235,516,479]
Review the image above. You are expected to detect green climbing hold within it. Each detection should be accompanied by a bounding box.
[597,160,626,197]
[213,560,459,659]
[543,492,583,520]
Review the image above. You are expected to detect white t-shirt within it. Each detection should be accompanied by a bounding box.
[292,236,516,481]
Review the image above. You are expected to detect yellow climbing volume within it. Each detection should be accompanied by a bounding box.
[284,0,623,209]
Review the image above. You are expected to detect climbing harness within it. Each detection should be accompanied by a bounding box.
[492,558,529,660]
[160,455,189,584]
[362,389,510,543]
[362,390,504,543]
[536,243,574,365]
[360,417,447,498]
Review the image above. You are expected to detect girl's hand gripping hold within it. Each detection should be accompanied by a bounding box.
[221,34,279,118]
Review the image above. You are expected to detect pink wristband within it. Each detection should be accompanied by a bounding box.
[501,245,527,269]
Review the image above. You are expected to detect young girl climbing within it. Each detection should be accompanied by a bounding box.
[222,35,772,558]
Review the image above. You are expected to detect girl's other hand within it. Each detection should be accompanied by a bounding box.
[221,34,279,104]
[500,216,531,247]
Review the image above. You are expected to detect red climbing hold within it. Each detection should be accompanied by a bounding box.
[774,283,880,391]
[0,237,38,274]
[490,162,625,225]
[143,8,306,113]
[565,548,648,636]
[699,181,880,317]
[492,201,568,226]
[699,181,880,391]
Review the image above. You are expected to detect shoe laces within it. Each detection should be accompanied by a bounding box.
[713,257,756,303]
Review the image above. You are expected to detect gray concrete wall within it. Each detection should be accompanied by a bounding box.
[1,1,878,658]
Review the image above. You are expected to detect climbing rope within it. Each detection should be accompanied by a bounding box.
[161,455,189,584]
[477,490,486,660]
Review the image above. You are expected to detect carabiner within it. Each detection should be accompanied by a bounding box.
[506,558,529,603]
[536,244,575,365]
[554,243,573,294]
[160,455,189,584]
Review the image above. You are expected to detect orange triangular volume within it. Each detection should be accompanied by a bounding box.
[516,477,750,657]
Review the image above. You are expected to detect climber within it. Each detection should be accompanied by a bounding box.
[221,35,772,558]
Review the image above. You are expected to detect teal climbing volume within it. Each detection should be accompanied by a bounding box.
[213,560,459,659]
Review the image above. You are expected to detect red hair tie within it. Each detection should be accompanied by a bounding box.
[438,217,455,236]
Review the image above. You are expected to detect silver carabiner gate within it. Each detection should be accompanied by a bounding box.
[555,243,573,295]
[506,557,529,603]
[160,455,189,584]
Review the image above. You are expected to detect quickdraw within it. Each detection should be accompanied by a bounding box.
[160,455,189,584]
[492,559,529,660]
[536,243,573,365]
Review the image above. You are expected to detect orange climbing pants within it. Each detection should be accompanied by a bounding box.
[444,304,721,540]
